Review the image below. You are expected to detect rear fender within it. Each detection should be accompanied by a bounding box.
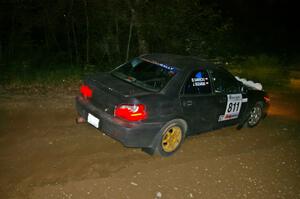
[144,118,188,155]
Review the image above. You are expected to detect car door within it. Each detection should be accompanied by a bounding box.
[180,69,220,134]
[209,67,248,128]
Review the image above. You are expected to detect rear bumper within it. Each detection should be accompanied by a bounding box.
[75,96,164,148]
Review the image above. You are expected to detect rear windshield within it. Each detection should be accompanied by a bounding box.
[111,58,178,92]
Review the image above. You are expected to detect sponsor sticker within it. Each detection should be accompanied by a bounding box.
[191,72,209,87]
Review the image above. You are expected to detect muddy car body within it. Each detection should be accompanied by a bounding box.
[75,54,270,156]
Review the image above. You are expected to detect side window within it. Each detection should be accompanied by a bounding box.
[210,68,240,94]
[184,70,211,95]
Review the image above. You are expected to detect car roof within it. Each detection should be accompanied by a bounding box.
[140,53,218,71]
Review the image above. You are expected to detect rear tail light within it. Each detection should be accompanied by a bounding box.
[80,84,93,99]
[114,104,147,121]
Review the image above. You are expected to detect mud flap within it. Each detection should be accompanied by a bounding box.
[236,112,251,130]
[142,147,155,155]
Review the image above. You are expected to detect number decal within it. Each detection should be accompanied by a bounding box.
[227,102,241,113]
[219,94,242,121]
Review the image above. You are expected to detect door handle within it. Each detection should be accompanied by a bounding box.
[183,100,193,106]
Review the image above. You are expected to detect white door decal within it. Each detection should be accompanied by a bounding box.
[219,94,242,121]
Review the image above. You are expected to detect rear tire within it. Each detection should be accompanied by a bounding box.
[155,119,186,157]
[247,102,263,128]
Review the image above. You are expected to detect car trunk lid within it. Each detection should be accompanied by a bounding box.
[86,73,151,115]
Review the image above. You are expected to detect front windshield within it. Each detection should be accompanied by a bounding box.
[111,58,178,92]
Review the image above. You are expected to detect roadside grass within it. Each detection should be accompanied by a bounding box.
[0,64,107,95]
[0,55,298,94]
[227,54,291,91]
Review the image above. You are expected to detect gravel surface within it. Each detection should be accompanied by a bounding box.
[0,90,299,199]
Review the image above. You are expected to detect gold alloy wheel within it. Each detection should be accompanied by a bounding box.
[161,126,182,153]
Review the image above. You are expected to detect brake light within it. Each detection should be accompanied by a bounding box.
[80,84,93,99]
[114,104,147,121]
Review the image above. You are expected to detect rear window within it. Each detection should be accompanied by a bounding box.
[111,58,178,91]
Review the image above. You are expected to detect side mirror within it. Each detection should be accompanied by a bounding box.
[241,85,247,93]
[237,81,246,93]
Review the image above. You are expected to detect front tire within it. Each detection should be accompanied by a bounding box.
[247,102,263,127]
[156,119,186,157]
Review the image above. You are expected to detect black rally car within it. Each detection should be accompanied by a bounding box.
[75,54,270,156]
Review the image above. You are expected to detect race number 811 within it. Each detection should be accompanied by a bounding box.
[223,94,242,120]
[227,102,240,113]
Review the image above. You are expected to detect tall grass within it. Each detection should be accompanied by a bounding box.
[1,64,80,85]
[0,62,114,86]
[0,54,294,93]
[228,54,290,89]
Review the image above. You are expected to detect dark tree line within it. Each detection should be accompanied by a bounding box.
[0,0,298,73]
[0,0,236,69]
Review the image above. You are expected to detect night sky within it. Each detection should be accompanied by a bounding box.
[219,0,300,52]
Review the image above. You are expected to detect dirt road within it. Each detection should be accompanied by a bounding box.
[0,89,299,199]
